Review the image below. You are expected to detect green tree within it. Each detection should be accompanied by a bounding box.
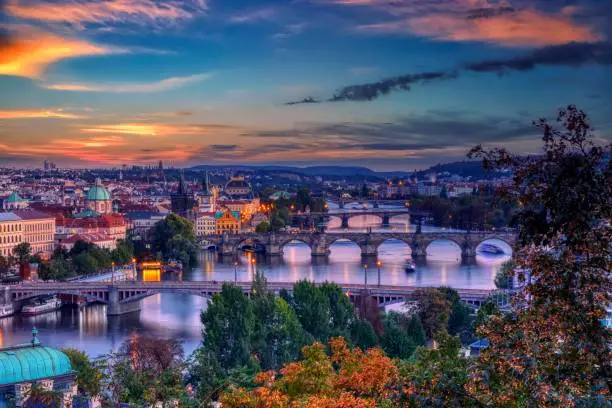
[255,221,270,233]
[406,314,427,347]
[0,255,9,279]
[63,348,104,397]
[73,252,98,275]
[290,280,331,340]
[152,213,197,264]
[494,260,515,289]
[380,313,416,359]
[468,105,611,406]
[319,282,354,337]
[412,288,451,339]
[13,242,31,266]
[201,283,255,370]
[438,287,472,336]
[349,319,378,350]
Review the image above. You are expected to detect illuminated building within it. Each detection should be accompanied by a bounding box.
[171,175,196,217]
[0,213,23,257]
[224,175,252,197]
[194,212,216,237]
[12,210,55,257]
[2,192,28,210]
[215,207,241,234]
[141,260,162,282]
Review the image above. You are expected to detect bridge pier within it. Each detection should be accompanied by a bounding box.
[360,243,378,259]
[265,243,283,256]
[107,287,142,316]
[340,215,349,229]
[461,244,477,261]
[381,214,391,227]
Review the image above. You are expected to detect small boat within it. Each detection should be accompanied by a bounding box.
[478,243,505,255]
[0,303,15,318]
[405,262,416,273]
[21,296,62,316]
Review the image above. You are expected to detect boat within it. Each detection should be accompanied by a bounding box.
[478,243,505,255]
[0,303,15,318]
[21,296,62,316]
[405,261,416,273]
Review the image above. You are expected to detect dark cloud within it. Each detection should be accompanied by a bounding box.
[175,110,193,116]
[466,41,612,73]
[209,144,238,151]
[285,42,612,103]
[466,7,515,20]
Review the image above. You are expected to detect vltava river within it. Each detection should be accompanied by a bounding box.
[0,212,511,357]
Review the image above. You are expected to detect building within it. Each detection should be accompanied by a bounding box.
[0,328,77,407]
[194,212,216,237]
[215,207,241,234]
[0,213,23,258]
[12,210,56,257]
[2,192,28,210]
[56,212,127,250]
[171,176,196,216]
[125,211,166,240]
[224,175,252,197]
[217,198,260,222]
[86,178,113,214]
[59,232,116,251]
[417,181,442,197]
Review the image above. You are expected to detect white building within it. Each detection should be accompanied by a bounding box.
[194,212,216,237]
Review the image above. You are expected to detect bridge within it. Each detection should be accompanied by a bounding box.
[2,280,494,316]
[325,199,410,210]
[200,230,517,259]
[292,208,421,229]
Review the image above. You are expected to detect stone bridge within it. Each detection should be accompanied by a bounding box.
[201,231,517,259]
[294,209,417,228]
[3,281,494,315]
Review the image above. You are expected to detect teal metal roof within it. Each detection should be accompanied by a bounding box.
[0,330,73,385]
[87,185,110,201]
[6,192,24,203]
[215,210,240,220]
[74,208,99,218]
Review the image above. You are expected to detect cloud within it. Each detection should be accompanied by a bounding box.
[465,41,612,73]
[287,41,612,103]
[209,144,238,151]
[0,109,86,119]
[0,27,111,78]
[43,73,212,92]
[229,8,277,23]
[272,23,306,40]
[331,0,601,47]
[80,122,238,137]
[5,0,207,30]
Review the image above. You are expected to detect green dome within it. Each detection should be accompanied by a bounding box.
[6,192,24,203]
[87,180,110,201]
[0,345,73,385]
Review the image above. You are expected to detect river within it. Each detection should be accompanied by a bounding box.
[0,209,512,358]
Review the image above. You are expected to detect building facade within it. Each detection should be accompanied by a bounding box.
[0,213,23,258]
[224,175,252,197]
[171,176,196,216]
[215,207,241,234]
[13,210,56,257]
[194,212,216,237]
[2,192,28,210]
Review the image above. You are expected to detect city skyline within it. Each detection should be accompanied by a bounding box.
[1,0,611,170]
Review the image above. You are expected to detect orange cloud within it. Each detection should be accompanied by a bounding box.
[5,0,207,30]
[404,9,599,47]
[0,109,86,119]
[0,29,110,78]
[43,73,212,93]
[80,122,238,137]
[336,0,600,47]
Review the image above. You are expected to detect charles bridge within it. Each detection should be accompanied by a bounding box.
[201,230,517,259]
[292,208,418,229]
[2,280,494,316]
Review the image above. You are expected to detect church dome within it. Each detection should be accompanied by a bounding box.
[87,179,111,201]
[0,329,73,385]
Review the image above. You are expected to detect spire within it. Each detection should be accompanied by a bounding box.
[31,326,40,346]
[178,172,186,194]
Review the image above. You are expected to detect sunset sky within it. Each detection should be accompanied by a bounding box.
[0,0,610,170]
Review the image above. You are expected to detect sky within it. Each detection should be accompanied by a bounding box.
[0,0,610,170]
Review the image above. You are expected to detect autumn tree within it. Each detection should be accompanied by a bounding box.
[468,105,611,406]
[412,288,451,339]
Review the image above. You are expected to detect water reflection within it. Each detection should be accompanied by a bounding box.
[0,224,511,357]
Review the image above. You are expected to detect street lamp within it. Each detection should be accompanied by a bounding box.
[111,261,115,284]
[233,261,238,283]
[376,260,382,286]
[131,258,136,280]
[363,263,368,289]
[251,258,256,281]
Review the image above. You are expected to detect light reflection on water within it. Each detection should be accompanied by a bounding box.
[0,219,511,357]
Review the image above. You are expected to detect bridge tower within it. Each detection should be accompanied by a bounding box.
[340,214,350,229]
[381,213,391,227]
[339,200,344,209]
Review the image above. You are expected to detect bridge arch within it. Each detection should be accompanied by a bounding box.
[376,238,412,259]
[327,237,362,261]
[233,236,267,252]
[423,237,464,259]
[12,290,109,304]
[475,236,514,256]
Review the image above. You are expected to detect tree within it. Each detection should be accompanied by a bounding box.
[201,283,255,370]
[255,221,270,233]
[406,314,427,347]
[152,213,197,264]
[73,252,98,275]
[0,255,9,279]
[319,282,355,337]
[13,242,31,266]
[350,319,378,350]
[468,105,611,405]
[438,287,472,336]
[23,384,63,408]
[380,313,416,359]
[290,280,331,340]
[494,260,515,289]
[63,348,104,397]
[412,288,451,339]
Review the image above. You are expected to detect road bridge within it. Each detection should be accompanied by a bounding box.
[2,281,494,315]
[200,231,517,259]
[292,209,421,228]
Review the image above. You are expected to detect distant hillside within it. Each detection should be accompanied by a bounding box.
[417,160,506,179]
[189,164,411,178]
